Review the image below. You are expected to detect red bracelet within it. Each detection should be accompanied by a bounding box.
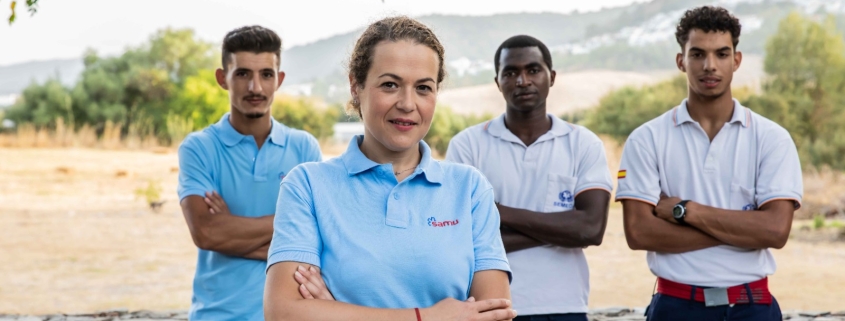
[414,307,421,321]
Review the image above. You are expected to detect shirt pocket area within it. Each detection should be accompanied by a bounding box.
[544,174,578,212]
[730,183,757,211]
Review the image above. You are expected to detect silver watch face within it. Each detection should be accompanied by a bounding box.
[673,204,685,219]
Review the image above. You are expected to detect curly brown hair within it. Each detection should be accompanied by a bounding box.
[346,16,446,117]
[675,6,742,50]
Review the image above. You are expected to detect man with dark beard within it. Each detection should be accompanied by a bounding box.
[176,25,321,321]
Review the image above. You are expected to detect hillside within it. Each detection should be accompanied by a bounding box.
[1,0,843,99]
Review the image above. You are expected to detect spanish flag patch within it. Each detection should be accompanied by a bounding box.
[618,170,627,179]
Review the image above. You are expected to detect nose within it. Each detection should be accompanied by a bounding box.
[516,71,529,87]
[395,87,416,112]
[248,73,263,93]
[703,53,717,72]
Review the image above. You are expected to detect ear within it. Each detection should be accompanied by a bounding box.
[276,71,286,89]
[549,69,556,88]
[676,52,686,73]
[215,68,229,90]
[494,75,502,93]
[349,74,359,101]
[733,50,743,72]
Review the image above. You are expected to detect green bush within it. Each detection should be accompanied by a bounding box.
[424,105,492,156]
[271,95,338,141]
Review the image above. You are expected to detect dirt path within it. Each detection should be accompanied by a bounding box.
[1,148,843,314]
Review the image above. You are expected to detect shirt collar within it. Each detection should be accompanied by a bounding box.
[339,135,443,184]
[214,113,288,147]
[674,99,749,128]
[485,113,574,145]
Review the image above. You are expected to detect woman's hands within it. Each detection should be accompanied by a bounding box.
[294,266,516,321]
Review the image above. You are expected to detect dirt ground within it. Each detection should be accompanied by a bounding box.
[0,147,843,314]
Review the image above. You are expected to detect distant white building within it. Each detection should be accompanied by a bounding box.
[333,122,364,144]
[0,94,19,108]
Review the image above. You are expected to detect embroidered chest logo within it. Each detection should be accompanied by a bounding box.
[554,190,574,208]
[742,204,757,211]
[427,217,459,227]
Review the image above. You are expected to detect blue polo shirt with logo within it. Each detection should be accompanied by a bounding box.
[267,136,510,308]
[177,113,321,321]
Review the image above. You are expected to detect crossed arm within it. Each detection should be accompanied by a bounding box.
[180,191,273,260]
[264,262,515,321]
[622,196,795,253]
[498,189,611,253]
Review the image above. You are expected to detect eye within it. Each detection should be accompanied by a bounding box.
[380,82,398,89]
[235,71,247,77]
[263,72,274,78]
[503,71,515,77]
[416,85,433,92]
[529,68,540,74]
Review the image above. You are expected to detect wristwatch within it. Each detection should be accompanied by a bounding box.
[672,200,690,225]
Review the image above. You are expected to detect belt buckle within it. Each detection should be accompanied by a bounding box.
[703,287,730,307]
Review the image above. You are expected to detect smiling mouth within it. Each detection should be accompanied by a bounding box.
[389,120,417,126]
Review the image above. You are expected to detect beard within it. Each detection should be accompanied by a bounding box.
[244,112,265,119]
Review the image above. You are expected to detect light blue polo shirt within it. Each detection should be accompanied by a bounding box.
[177,113,321,321]
[267,136,511,308]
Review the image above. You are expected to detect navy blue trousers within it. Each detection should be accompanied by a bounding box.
[646,293,782,321]
[514,313,588,321]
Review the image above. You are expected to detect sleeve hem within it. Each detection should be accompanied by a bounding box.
[266,250,320,274]
[575,185,612,197]
[759,195,802,210]
[475,258,512,283]
[615,194,658,206]
[178,189,208,202]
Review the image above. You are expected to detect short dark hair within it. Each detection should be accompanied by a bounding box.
[221,25,283,69]
[675,6,741,50]
[494,35,553,75]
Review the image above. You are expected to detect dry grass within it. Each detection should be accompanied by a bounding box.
[0,119,164,150]
[0,140,843,314]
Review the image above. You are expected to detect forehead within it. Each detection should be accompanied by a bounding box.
[367,40,439,78]
[684,29,734,51]
[499,47,545,68]
[226,51,279,70]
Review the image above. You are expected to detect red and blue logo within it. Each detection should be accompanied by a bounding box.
[427,217,459,227]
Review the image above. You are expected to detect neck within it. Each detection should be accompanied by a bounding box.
[686,89,735,125]
[228,110,272,149]
[504,103,551,146]
[359,132,422,175]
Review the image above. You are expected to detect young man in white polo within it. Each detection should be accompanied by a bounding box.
[617,6,802,321]
[446,35,612,321]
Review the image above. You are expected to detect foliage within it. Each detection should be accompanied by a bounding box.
[584,12,845,170]
[134,179,163,212]
[6,0,37,25]
[271,95,338,141]
[170,69,229,130]
[424,105,492,156]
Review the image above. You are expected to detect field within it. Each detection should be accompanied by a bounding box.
[0,146,843,314]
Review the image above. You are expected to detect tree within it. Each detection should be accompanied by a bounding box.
[5,0,37,25]
[271,95,339,141]
[747,12,845,170]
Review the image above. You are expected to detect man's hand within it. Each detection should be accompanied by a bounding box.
[295,265,335,300]
[655,194,682,223]
[204,191,232,216]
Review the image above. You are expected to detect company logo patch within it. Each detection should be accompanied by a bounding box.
[427,217,459,227]
[618,170,627,179]
[554,190,574,208]
[742,204,757,211]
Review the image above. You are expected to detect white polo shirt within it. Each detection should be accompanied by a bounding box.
[616,99,803,287]
[447,114,613,315]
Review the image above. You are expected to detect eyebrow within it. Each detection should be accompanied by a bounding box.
[378,73,435,83]
[689,46,732,52]
[502,62,544,70]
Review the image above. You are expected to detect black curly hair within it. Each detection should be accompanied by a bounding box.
[675,6,742,50]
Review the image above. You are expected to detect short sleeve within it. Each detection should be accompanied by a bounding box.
[304,134,323,163]
[615,135,661,206]
[177,137,214,201]
[756,135,803,209]
[470,178,511,281]
[445,131,475,166]
[266,166,322,272]
[574,133,613,196]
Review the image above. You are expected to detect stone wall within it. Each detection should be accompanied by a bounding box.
[2,308,845,321]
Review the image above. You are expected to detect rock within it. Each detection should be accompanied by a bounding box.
[589,307,632,317]
[800,311,832,317]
